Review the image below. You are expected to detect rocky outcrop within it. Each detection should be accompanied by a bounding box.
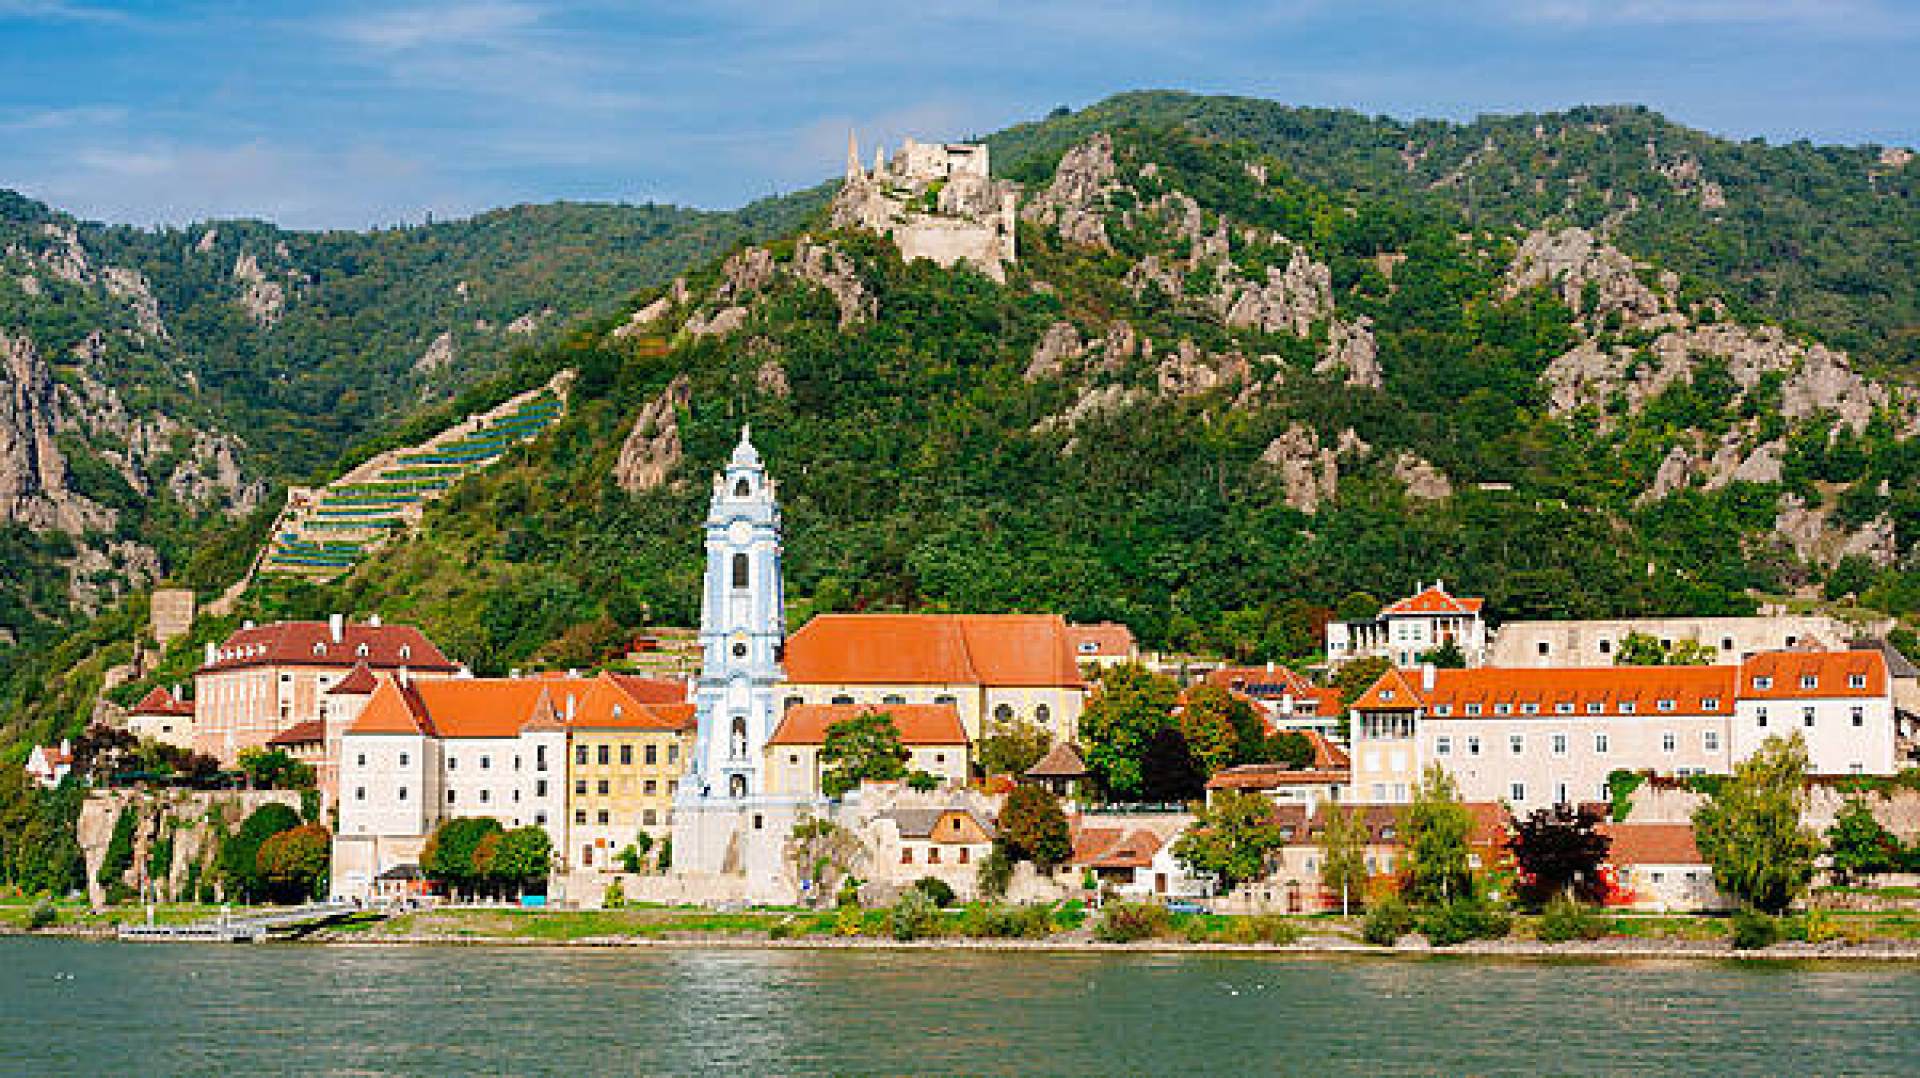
[1022,133,1118,249]
[686,306,749,338]
[1259,424,1342,514]
[1316,316,1382,388]
[414,331,455,374]
[1507,227,1677,330]
[1773,494,1900,568]
[1649,146,1727,211]
[1392,452,1452,500]
[1025,321,1084,381]
[754,357,790,398]
[232,252,286,327]
[0,330,110,534]
[506,309,551,336]
[792,240,874,328]
[717,247,778,304]
[1033,383,1150,438]
[1222,248,1334,335]
[1156,339,1250,398]
[611,279,689,339]
[614,375,691,494]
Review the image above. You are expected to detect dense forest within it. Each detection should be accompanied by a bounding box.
[3,93,1917,761]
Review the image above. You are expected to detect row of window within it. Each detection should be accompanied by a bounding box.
[351,779,554,803]
[1755,705,1867,728]
[1433,698,1704,717]
[1753,673,1869,691]
[573,778,672,797]
[901,845,977,865]
[574,743,677,767]
[353,748,553,771]
[574,808,666,827]
[1435,730,1723,757]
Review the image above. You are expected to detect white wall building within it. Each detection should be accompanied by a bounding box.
[1326,582,1488,668]
[1486,614,1866,668]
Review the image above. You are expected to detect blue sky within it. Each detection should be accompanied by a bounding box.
[2,1,1915,230]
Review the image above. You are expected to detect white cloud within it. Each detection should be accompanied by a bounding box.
[325,0,545,51]
[0,1,132,23]
[1504,0,1898,28]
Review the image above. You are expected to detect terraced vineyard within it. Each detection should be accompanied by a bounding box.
[258,372,572,580]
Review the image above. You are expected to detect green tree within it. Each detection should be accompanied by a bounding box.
[219,802,302,903]
[237,748,316,791]
[1331,657,1392,708]
[96,804,139,894]
[421,817,506,899]
[997,784,1071,868]
[1399,765,1474,904]
[1173,789,1285,893]
[1178,684,1249,775]
[1826,797,1900,886]
[819,711,910,798]
[977,719,1051,777]
[1417,639,1467,669]
[1334,591,1380,621]
[1317,803,1369,915]
[1613,632,1716,667]
[256,823,331,901]
[488,826,554,893]
[1509,804,1611,906]
[1079,664,1181,799]
[1693,734,1820,914]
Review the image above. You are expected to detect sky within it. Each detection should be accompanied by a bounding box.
[2,1,1915,230]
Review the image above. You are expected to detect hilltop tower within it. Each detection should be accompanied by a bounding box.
[685,425,786,802]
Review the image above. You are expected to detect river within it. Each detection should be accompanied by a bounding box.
[3,938,1916,1075]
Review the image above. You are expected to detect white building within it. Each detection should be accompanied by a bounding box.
[1326,582,1488,668]
[330,677,569,900]
[1486,614,1865,668]
[1730,651,1896,777]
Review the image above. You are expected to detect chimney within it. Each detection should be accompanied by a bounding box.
[242,619,255,630]
[1421,663,1436,692]
[204,642,217,665]
[369,613,382,628]
[1266,660,1275,673]
[399,665,410,687]
[170,684,181,701]
[565,694,577,721]
[329,613,344,643]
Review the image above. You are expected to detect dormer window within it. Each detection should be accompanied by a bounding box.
[1494,703,1512,715]
[1799,675,1817,690]
[1432,705,1451,717]
[1586,702,1603,715]
[1849,674,1866,689]
[1619,702,1636,714]
[1754,676,1773,690]
[1520,703,1539,715]
[399,644,411,660]
[1379,689,1394,701]
[1464,704,1482,716]
[357,643,370,658]
[1701,698,1720,711]
[1555,703,1573,715]
[1656,699,1675,712]
[313,643,326,657]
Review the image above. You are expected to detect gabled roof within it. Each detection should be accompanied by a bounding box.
[1206,763,1348,790]
[130,687,194,716]
[1348,667,1427,711]
[346,677,564,739]
[327,661,380,695]
[604,673,691,704]
[200,620,458,674]
[565,673,697,732]
[881,807,994,840]
[1207,664,1316,699]
[1066,622,1136,657]
[1025,741,1090,779]
[1851,638,1918,679]
[1070,826,1162,869]
[1354,664,1744,718]
[1602,822,1704,866]
[267,719,326,747]
[766,703,968,747]
[1740,650,1887,700]
[783,614,1084,687]
[1380,583,1485,618]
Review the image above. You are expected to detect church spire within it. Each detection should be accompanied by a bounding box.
[845,129,862,182]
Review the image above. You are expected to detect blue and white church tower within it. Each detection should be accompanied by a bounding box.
[685,425,786,802]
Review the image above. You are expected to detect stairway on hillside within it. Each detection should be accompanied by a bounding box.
[258,370,574,580]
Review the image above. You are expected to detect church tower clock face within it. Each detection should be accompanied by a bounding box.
[728,520,752,546]
[730,631,749,658]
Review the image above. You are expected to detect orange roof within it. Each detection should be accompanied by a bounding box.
[1602,822,1704,866]
[1301,730,1350,769]
[1352,665,1740,718]
[1079,828,1163,870]
[347,678,563,739]
[1380,584,1484,618]
[327,661,380,695]
[783,614,1084,687]
[604,673,690,705]
[1066,622,1136,657]
[766,703,968,746]
[565,673,697,732]
[1740,650,1887,700]
[267,719,326,747]
[1206,764,1348,790]
[1207,665,1317,698]
[130,687,194,716]
[200,620,458,674]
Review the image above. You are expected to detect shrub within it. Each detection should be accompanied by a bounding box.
[1798,907,1842,945]
[768,916,800,940]
[889,889,941,940]
[27,899,58,930]
[1730,909,1780,950]
[1181,917,1212,943]
[959,902,1053,939]
[1094,901,1171,943]
[1419,897,1513,947]
[603,880,626,910]
[833,905,864,937]
[1362,896,1417,946]
[976,846,1012,900]
[1226,914,1304,945]
[910,876,956,908]
[1535,895,1608,943]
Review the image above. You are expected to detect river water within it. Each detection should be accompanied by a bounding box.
[3,938,1917,1076]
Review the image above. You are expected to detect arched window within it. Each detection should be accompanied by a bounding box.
[731,552,750,590]
[993,703,1014,724]
[728,774,747,798]
[730,716,748,760]
[734,477,751,498]
[356,643,370,657]
[1034,703,1051,726]
[399,644,411,660]
[313,643,326,657]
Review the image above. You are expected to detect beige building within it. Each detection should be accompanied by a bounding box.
[764,703,970,798]
[1066,622,1139,669]
[779,613,1088,745]
[192,615,460,770]
[125,686,195,751]
[1487,614,1865,668]
[561,673,696,872]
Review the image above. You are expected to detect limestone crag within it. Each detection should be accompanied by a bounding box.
[1023,133,1119,249]
[506,309,551,336]
[1222,248,1334,336]
[0,330,110,534]
[1774,494,1901,568]
[1025,321,1084,381]
[791,240,875,328]
[716,247,779,304]
[1316,316,1383,388]
[1156,339,1250,399]
[686,306,749,338]
[414,331,455,374]
[1507,227,1678,330]
[232,252,287,327]
[615,374,692,494]
[1392,452,1453,500]
[1033,383,1150,438]
[611,279,689,339]
[1648,145,1727,211]
[1258,424,1368,514]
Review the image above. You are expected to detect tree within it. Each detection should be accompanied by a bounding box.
[1693,734,1820,914]
[422,817,506,899]
[997,784,1071,868]
[237,748,316,791]
[1138,725,1205,803]
[70,723,139,783]
[1613,631,1715,667]
[1417,639,1467,669]
[1177,684,1243,776]
[96,804,139,895]
[1331,657,1392,708]
[1265,731,1315,769]
[819,711,909,798]
[256,823,331,901]
[1335,591,1380,621]
[1509,804,1611,906]
[1173,790,1284,893]
[785,816,865,907]
[219,802,302,903]
[1826,797,1900,886]
[1400,765,1474,904]
[489,826,554,894]
[1078,663,1181,800]
[976,720,1051,777]
[1317,803,1369,916]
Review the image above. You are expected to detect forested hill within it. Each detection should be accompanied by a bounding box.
[5,94,1919,759]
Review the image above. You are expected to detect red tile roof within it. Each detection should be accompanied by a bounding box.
[1348,666,1426,711]
[200,620,458,674]
[327,661,380,695]
[1380,584,1484,618]
[783,614,1084,687]
[1740,650,1887,700]
[767,703,968,747]
[129,687,194,716]
[604,673,691,705]
[347,678,561,739]
[1602,822,1704,866]
[1066,622,1136,658]
[1077,828,1163,870]
[1352,665,1739,718]
[564,673,697,732]
[1206,763,1348,790]
[1024,741,1090,779]
[1208,665,1317,698]
[267,719,326,747]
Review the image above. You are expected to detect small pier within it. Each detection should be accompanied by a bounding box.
[117,901,365,943]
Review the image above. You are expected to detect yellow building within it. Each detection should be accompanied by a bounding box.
[562,673,696,873]
[779,614,1088,745]
[763,703,971,797]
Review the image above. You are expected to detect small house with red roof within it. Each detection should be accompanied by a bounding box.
[126,686,196,750]
[1600,822,1726,912]
[1326,580,1488,669]
[1065,621,1138,669]
[1206,664,1344,738]
[764,702,970,798]
[24,740,73,789]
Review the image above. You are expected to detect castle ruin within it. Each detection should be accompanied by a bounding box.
[830,132,1018,281]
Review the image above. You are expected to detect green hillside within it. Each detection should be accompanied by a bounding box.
[4,96,1918,760]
